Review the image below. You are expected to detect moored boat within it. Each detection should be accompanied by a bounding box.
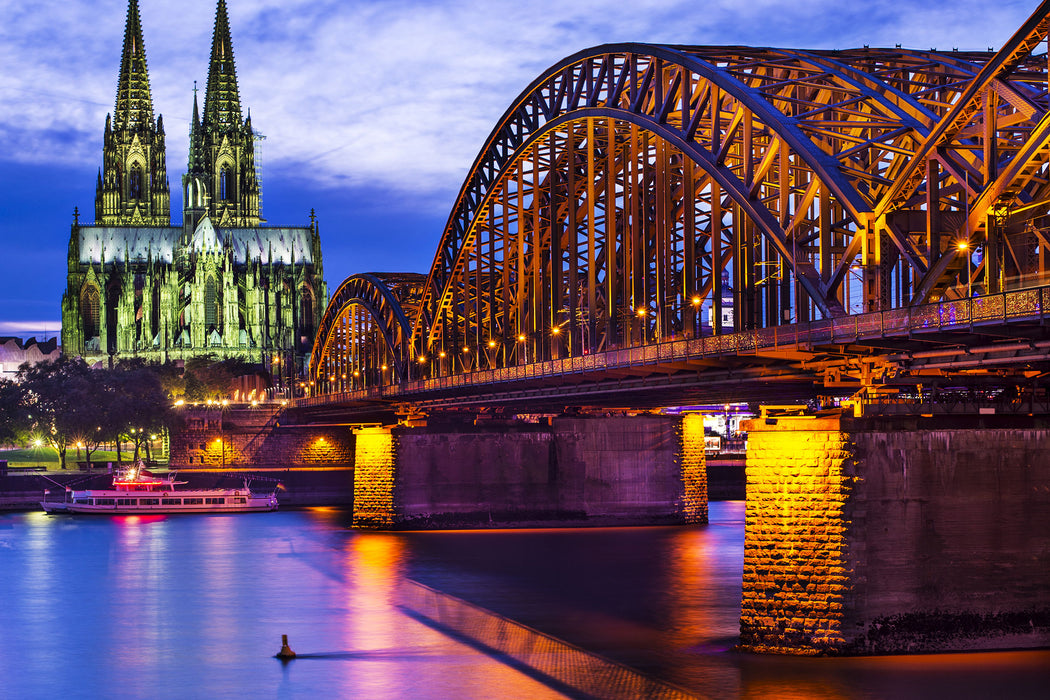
[41,463,279,514]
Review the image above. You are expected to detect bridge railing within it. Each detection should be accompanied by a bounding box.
[297,285,1050,407]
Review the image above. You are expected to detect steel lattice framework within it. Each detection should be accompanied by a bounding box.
[312,3,1050,394]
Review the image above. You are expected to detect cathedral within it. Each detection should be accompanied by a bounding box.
[61,0,327,377]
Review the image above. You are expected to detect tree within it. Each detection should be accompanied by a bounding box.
[16,357,102,470]
[106,362,174,465]
[183,354,259,401]
[0,378,27,446]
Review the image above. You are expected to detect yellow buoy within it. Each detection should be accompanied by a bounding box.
[275,634,296,659]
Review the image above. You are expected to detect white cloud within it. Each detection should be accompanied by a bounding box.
[0,0,1040,212]
[0,320,60,339]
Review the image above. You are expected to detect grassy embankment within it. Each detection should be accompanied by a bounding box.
[1,446,167,470]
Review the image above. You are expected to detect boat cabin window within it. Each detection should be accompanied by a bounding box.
[161,498,181,505]
[117,498,137,506]
[234,497,247,504]
[140,498,159,505]
[205,497,225,504]
[183,498,203,505]
[95,498,115,506]
[74,497,91,505]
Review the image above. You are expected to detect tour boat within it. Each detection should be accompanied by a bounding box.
[40,463,279,514]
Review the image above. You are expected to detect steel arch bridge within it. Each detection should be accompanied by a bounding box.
[310,3,1050,402]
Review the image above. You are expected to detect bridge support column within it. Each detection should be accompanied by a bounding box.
[740,413,1050,654]
[352,427,399,528]
[351,415,706,529]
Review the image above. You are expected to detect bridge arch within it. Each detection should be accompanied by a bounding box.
[310,273,423,390]
[311,13,1050,392]
[411,45,991,366]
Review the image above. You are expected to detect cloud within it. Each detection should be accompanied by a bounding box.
[0,0,1042,327]
[0,0,1038,214]
[0,320,60,339]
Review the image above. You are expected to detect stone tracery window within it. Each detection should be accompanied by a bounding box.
[82,286,101,340]
[299,286,315,347]
[205,276,219,329]
[219,166,233,201]
[129,165,144,199]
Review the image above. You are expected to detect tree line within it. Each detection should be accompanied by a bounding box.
[0,355,264,469]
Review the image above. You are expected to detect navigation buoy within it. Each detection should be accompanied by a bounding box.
[275,634,296,659]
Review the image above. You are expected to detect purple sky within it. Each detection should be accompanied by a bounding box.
[0,0,1038,340]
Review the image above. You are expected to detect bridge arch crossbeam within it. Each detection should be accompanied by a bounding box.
[311,273,415,387]
[868,2,1050,302]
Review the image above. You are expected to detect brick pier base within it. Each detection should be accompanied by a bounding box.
[740,413,1050,655]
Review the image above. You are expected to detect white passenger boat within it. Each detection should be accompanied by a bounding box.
[41,463,279,514]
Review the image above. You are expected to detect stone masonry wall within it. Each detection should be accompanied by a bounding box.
[740,415,855,654]
[395,424,561,526]
[679,413,709,524]
[845,424,1050,653]
[388,415,706,528]
[741,414,1050,655]
[170,407,354,469]
[553,415,703,522]
[352,427,397,529]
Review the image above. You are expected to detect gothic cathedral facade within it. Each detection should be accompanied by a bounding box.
[61,0,326,379]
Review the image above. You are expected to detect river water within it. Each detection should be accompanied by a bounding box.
[1,502,1047,699]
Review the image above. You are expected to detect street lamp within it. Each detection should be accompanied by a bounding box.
[487,339,498,368]
[637,306,649,344]
[958,240,972,299]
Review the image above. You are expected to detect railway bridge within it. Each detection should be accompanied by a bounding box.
[282,4,1050,654]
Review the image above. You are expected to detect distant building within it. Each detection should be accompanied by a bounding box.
[0,337,61,382]
[61,0,326,375]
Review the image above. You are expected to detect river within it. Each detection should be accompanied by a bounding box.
[1,502,1047,699]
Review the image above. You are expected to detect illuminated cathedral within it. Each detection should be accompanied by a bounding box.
[61,0,326,374]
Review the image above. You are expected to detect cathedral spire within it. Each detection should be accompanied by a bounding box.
[188,82,205,172]
[184,0,261,228]
[113,0,154,132]
[202,0,243,132]
[97,0,170,225]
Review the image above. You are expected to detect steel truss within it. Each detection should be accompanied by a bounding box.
[312,2,1050,392]
[311,273,423,390]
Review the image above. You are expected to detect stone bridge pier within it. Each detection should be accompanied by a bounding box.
[351,414,708,529]
[740,412,1050,655]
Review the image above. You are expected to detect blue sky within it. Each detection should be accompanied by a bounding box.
[0,0,1039,340]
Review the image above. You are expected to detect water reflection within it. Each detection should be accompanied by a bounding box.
[0,504,1047,699]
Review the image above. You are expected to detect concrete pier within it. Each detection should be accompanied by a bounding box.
[352,415,707,529]
[740,412,1050,655]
